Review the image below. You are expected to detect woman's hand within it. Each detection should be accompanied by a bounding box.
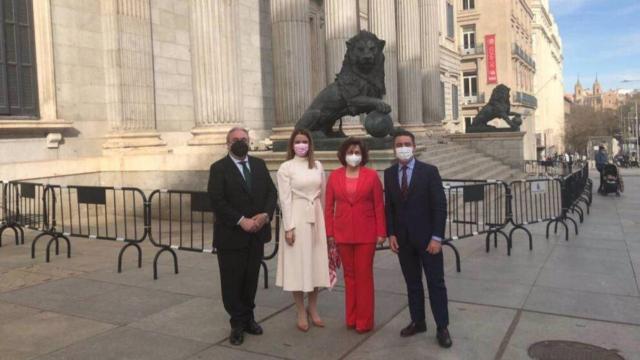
[327,236,335,245]
[376,236,386,245]
[285,230,295,246]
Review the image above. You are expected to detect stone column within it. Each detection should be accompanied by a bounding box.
[369,0,399,125]
[421,0,443,124]
[188,0,243,145]
[270,0,312,141]
[101,0,165,152]
[396,0,425,132]
[325,0,364,136]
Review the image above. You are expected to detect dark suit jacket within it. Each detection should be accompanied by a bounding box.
[384,159,447,248]
[207,155,278,250]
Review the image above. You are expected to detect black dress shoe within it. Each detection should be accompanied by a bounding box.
[400,322,427,337]
[437,327,453,348]
[244,320,263,335]
[229,328,244,346]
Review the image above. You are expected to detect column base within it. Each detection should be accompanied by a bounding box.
[398,123,427,135]
[188,125,238,146]
[102,131,168,155]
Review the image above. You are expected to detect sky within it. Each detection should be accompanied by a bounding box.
[549,0,640,94]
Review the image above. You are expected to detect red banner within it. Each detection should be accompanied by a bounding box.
[485,34,497,84]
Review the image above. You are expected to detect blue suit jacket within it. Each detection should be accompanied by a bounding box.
[384,159,447,247]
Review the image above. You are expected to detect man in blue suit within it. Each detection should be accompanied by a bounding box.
[384,130,452,348]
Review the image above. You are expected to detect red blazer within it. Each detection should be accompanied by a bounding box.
[325,166,386,244]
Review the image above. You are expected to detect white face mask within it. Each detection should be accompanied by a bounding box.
[395,146,413,161]
[345,154,362,167]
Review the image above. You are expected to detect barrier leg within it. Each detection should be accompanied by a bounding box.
[545,219,555,239]
[59,235,71,258]
[565,216,579,236]
[557,220,569,241]
[485,232,491,253]
[17,225,24,245]
[508,226,533,252]
[260,261,269,289]
[494,232,498,249]
[45,236,61,263]
[117,242,143,273]
[442,241,461,273]
[0,225,19,246]
[153,247,179,280]
[31,232,54,259]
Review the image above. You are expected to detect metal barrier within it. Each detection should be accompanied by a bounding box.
[444,180,509,261]
[545,163,591,241]
[147,189,213,279]
[0,181,24,247]
[44,185,147,269]
[5,181,57,262]
[147,189,281,287]
[507,178,562,249]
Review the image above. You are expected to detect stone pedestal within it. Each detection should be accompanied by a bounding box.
[447,132,526,169]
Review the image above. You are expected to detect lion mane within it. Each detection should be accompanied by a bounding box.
[471,84,512,127]
[335,30,386,108]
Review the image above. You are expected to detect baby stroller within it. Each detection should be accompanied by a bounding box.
[601,164,623,196]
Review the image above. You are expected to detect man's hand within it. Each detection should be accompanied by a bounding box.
[251,213,269,230]
[389,235,399,253]
[285,230,295,246]
[240,218,259,233]
[376,236,386,246]
[426,239,442,255]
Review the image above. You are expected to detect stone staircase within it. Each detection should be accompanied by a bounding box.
[416,137,524,182]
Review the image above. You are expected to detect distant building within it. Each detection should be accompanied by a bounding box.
[573,76,620,111]
[457,0,538,159]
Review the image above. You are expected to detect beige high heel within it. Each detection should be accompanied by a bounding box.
[307,309,325,328]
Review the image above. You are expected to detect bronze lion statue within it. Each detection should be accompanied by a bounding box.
[469,84,522,131]
[295,30,392,138]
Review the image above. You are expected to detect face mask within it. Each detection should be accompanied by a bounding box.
[345,154,362,167]
[396,146,413,161]
[294,143,309,157]
[230,140,249,158]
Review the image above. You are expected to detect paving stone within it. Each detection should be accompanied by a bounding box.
[130,297,280,344]
[35,326,209,360]
[524,286,640,325]
[0,311,114,360]
[187,345,283,360]
[345,302,516,360]
[502,311,640,360]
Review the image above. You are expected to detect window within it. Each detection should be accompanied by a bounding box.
[452,84,459,119]
[462,26,476,52]
[0,0,38,116]
[446,3,454,38]
[463,73,478,97]
[462,0,475,10]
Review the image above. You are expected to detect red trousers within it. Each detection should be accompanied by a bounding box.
[337,243,376,331]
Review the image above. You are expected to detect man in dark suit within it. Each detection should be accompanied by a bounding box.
[208,127,277,346]
[384,130,452,348]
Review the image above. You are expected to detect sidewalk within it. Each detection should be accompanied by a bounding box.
[1,171,639,359]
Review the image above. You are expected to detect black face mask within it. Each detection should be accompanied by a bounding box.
[230,140,249,158]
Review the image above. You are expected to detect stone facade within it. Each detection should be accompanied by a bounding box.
[532,0,565,156]
[1,0,456,177]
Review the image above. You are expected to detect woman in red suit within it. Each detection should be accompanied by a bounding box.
[325,138,386,333]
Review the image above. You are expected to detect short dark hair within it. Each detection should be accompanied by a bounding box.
[337,137,369,167]
[393,129,415,145]
[599,145,605,150]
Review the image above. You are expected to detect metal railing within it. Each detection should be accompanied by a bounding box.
[0,181,24,247]
[0,167,594,282]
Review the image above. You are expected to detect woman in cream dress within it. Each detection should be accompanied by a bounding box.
[276,129,330,332]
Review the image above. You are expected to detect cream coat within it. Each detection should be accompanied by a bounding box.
[276,156,330,292]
